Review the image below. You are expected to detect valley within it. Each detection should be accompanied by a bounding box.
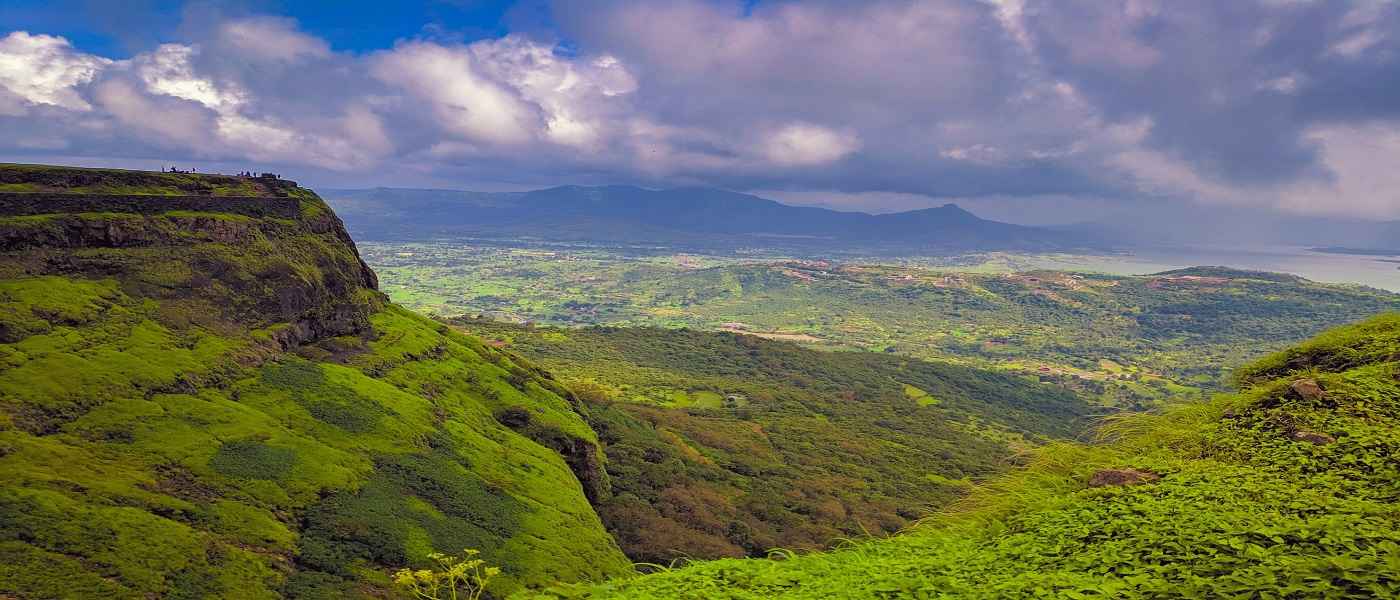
[2,164,1398,599]
[528,314,1400,599]
[450,321,1092,564]
[7,3,1400,597]
[359,242,1400,408]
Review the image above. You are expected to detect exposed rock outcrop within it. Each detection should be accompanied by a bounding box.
[0,185,382,346]
[0,193,300,218]
[1290,378,1326,402]
[1087,468,1160,488]
[1289,430,1336,445]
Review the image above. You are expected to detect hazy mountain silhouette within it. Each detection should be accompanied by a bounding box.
[323,185,1098,253]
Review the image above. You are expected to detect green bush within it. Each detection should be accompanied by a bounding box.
[208,439,298,480]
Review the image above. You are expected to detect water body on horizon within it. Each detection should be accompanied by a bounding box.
[1007,246,1400,292]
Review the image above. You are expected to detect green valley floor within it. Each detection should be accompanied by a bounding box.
[359,242,1400,408]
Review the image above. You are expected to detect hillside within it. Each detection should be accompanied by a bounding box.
[0,165,631,598]
[322,186,1094,254]
[8,163,1400,600]
[451,321,1094,564]
[528,313,1400,599]
[360,244,1400,407]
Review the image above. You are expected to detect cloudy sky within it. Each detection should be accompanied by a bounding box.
[1,0,1397,223]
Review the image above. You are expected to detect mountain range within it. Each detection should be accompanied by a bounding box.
[322,186,1098,254]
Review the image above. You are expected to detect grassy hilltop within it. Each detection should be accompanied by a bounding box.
[0,163,319,197]
[0,164,630,598]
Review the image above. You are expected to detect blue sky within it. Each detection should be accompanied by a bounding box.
[0,0,533,56]
[0,0,1397,221]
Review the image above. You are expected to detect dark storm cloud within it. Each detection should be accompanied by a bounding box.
[1021,0,1400,185]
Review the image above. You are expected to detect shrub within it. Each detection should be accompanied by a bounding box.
[394,549,500,600]
[208,439,297,480]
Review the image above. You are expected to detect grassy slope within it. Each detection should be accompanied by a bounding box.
[454,321,1095,564]
[0,166,630,599]
[528,313,1400,599]
[359,244,1400,408]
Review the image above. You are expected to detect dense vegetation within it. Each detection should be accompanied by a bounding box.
[9,164,1400,600]
[527,313,1400,599]
[453,321,1094,564]
[362,244,1400,407]
[0,165,629,599]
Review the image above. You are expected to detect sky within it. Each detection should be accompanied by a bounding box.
[0,0,1398,223]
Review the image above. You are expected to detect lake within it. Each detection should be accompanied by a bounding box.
[968,246,1400,292]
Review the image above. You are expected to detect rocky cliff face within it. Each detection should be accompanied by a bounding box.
[0,187,381,348]
[0,165,630,599]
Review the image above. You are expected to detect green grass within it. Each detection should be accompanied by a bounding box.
[0,163,314,197]
[522,313,1400,599]
[0,168,631,599]
[0,295,631,598]
[902,384,939,406]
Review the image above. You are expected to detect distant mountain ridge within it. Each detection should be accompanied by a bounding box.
[323,185,1099,254]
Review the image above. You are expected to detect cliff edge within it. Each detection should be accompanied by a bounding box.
[0,164,631,599]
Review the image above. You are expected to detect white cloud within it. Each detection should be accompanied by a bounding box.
[0,31,110,112]
[1275,124,1400,219]
[763,123,860,167]
[1260,74,1303,95]
[93,78,213,147]
[371,40,541,146]
[372,36,636,150]
[1329,3,1390,59]
[341,104,394,157]
[940,144,1005,165]
[467,36,635,149]
[218,17,330,64]
[134,44,243,110]
[1328,29,1384,59]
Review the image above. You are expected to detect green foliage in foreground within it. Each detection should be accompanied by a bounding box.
[394,549,500,600]
[455,321,1095,564]
[0,292,628,599]
[524,313,1400,599]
